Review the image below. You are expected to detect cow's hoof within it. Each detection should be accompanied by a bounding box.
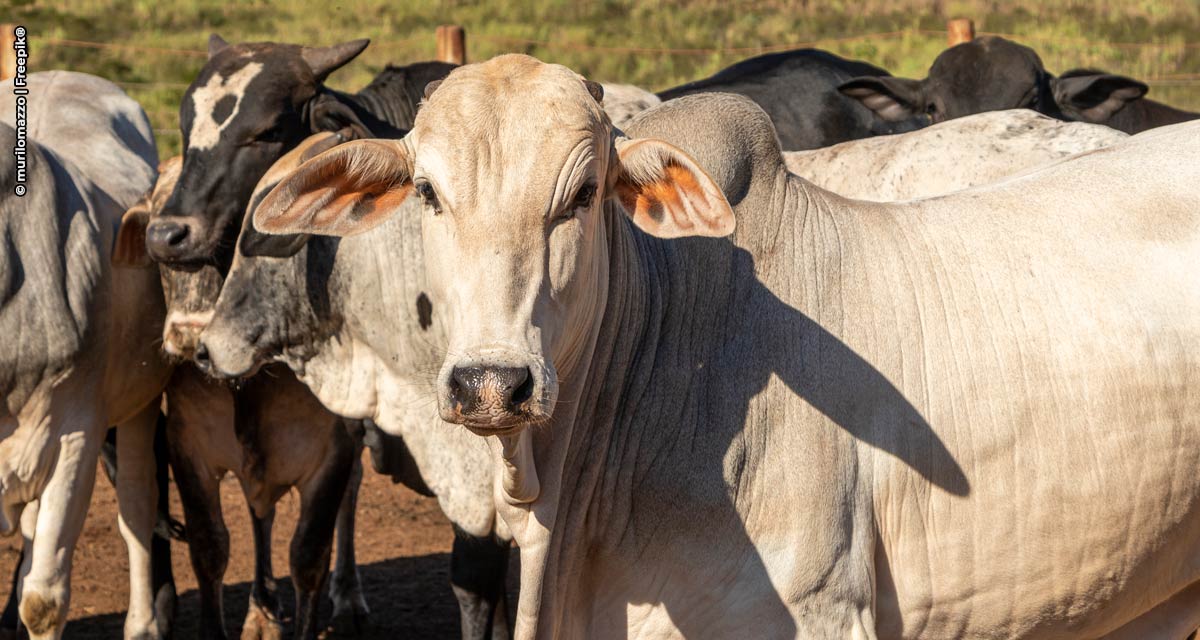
[329,571,369,636]
[239,604,283,640]
[18,591,63,639]
[330,602,369,637]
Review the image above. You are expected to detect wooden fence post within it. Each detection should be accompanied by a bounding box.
[947,18,975,47]
[0,25,17,82]
[436,25,466,66]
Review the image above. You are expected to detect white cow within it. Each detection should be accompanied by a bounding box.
[245,56,1200,639]
[600,83,661,128]
[0,71,170,639]
[783,109,1127,200]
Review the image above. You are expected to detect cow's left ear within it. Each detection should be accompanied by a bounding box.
[255,139,413,237]
[1052,73,1148,122]
[112,204,152,268]
[612,138,734,239]
[301,39,370,82]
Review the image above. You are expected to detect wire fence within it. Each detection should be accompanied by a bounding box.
[21,25,1200,141]
[39,29,1200,62]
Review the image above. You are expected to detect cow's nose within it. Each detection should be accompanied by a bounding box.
[448,366,534,415]
[192,341,212,374]
[145,219,191,260]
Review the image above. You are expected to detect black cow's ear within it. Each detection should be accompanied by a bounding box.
[307,93,375,139]
[839,76,925,122]
[1051,73,1148,123]
[239,227,311,258]
[208,34,229,59]
[301,39,370,82]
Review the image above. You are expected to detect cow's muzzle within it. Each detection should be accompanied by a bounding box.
[145,217,206,265]
[439,354,555,434]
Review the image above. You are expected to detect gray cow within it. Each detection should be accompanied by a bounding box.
[123,150,366,639]
[0,72,170,639]
[192,132,512,638]
[248,56,1200,638]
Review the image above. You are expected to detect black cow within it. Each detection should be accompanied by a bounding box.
[145,35,454,266]
[657,49,926,150]
[839,35,1199,134]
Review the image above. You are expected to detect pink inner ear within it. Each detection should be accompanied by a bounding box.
[112,210,150,267]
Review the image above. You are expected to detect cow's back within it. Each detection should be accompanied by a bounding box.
[784,109,1128,200]
[1,71,156,211]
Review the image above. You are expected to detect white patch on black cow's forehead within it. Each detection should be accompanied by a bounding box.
[188,62,264,151]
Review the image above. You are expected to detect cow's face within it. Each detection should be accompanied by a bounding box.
[840,36,1057,124]
[195,132,346,379]
[250,55,733,436]
[145,36,367,267]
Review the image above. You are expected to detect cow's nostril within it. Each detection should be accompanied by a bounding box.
[449,366,484,413]
[193,342,211,371]
[164,225,188,246]
[510,367,534,406]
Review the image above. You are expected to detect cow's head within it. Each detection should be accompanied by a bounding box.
[193,130,349,379]
[839,36,1146,125]
[145,34,369,267]
[252,55,732,436]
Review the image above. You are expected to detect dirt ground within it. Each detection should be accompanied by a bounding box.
[0,454,518,639]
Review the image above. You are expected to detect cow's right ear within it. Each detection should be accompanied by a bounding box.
[254,139,413,237]
[839,76,925,122]
[112,204,152,268]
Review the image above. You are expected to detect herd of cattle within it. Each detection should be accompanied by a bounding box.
[0,29,1198,640]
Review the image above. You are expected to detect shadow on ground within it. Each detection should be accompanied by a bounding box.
[64,551,519,639]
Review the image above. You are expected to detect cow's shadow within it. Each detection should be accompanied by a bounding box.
[60,551,520,639]
[591,230,968,637]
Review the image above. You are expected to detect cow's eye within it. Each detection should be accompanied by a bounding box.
[570,182,595,213]
[255,125,284,144]
[415,180,441,214]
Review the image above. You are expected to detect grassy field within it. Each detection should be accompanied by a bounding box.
[11,0,1200,157]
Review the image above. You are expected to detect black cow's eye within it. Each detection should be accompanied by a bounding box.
[255,125,284,144]
[415,180,441,214]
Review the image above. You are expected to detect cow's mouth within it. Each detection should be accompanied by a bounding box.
[443,408,548,437]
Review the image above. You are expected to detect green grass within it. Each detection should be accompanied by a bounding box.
[10,0,1200,157]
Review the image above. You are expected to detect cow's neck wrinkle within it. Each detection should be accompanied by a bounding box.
[509,201,788,634]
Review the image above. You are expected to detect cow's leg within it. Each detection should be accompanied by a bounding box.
[20,425,103,640]
[1,548,22,640]
[13,500,38,640]
[451,528,511,640]
[150,414,177,639]
[290,431,355,640]
[239,506,282,640]
[168,448,229,640]
[116,403,165,639]
[329,429,368,635]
